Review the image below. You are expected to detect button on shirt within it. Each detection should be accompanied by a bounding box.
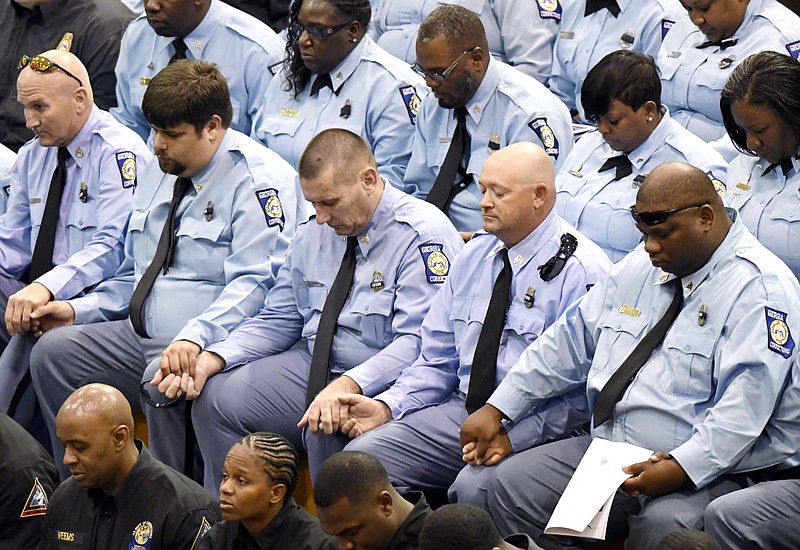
[376,212,611,451]
[489,214,800,488]
[0,144,16,216]
[112,0,285,142]
[550,0,682,121]
[0,107,150,299]
[556,108,727,261]
[659,0,800,143]
[207,184,464,397]
[369,0,561,83]
[253,37,425,187]
[401,58,574,232]
[67,129,301,348]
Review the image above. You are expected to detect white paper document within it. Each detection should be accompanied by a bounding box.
[544,438,654,540]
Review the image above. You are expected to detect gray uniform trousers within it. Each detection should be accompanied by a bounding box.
[29,319,169,479]
[0,275,25,352]
[487,434,752,550]
[705,479,800,549]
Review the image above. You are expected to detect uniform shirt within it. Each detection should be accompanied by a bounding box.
[0,107,150,299]
[488,213,800,489]
[112,0,285,142]
[195,498,338,550]
[505,534,539,550]
[41,441,220,550]
[0,143,16,216]
[659,0,800,142]
[253,37,425,186]
[207,184,463,396]
[68,129,300,348]
[386,492,431,550]
[376,212,611,451]
[0,0,134,150]
[724,151,800,280]
[369,0,563,83]
[550,0,682,120]
[0,412,58,550]
[556,109,727,261]
[401,58,574,232]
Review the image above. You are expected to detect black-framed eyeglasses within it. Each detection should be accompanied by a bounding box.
[18,54,84,88]
[290,21,351,40]
[139,381,181,409]
[629,202,708,226]
[411,47,477,82]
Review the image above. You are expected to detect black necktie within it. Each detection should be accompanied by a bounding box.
[310,73,333,96]
[129,177,193,338]
[29,147,70,282]
[466,249,512,414]
[598,154,633,181]
[306,236,358,406]
[696,38,737,51]
[762,158,794,178]
[585,0,620,17]
[169,38,188,64]
[427,106,471,213]
[593,278,683,428]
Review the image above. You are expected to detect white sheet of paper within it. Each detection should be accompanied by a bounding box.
[544,438,654,540]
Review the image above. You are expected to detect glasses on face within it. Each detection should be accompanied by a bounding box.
[290,21,351,40]
[139,381,181,409]
[411,47,477,82]
[18,55,84,88]
[629,202,708,226]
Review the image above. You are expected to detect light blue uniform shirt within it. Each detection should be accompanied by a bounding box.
[112,0,285,141]
[401,58,574,232]
[556,109,727,261]
[207,184,464,397]
[724,151,800,280]
[550,0,682,121]
[68,129,301,348]
[376,211,611,451]
[659,0,800,143]
[0,107,150,299]
[369,0,563,83]
[0,144,16,216]
[489,214,800,488]
[253,37,425,187]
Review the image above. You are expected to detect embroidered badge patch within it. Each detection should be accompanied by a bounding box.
[129,520,154,550]
[537,0,562,22]
[787,40,800,60]
[662,19,675,40]
[268,61,284,76]
[116,152,137,189]
[766,307,795,358]
[418,243,450,284]
[528,118,559,159]
[20,477,48,518]
[57,32,74,52]
[190,517,212,550]
[400,85,421,125]
[256,188,285,231]
[706,171,726,196]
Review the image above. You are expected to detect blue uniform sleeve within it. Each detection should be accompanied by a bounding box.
[110,24,151,141]
[492,0,560,83]
[0,162,33,279]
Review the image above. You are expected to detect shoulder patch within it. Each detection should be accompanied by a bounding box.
[116,152,137,189]
[537,0,562,22]
[706,171,726,196]
[418,243,450,284]
[190,517,213,550]
[56,32,73,52]
[528,118,560,159]
[256,188,286,231]
[20,477,49,518]
[766,307,794,358]
[130,520,154,549]
[662,19,675,40]
[786,40,800,60]
[399,85,421,125]
[268,61,284,76]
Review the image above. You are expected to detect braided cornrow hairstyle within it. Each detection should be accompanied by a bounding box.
[238,432,299,502]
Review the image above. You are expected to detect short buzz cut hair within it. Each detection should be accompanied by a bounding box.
[298,128,376,181]
[418,504,504,550]
[417,4,485,51]
[314,451,389,508]
[142,59,233,134]
[581,50,661,122]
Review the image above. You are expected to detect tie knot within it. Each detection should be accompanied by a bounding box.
[346,235,358,252]
[585,0,620,17]
[171,38,188,60]
[455,106,469,123]
[57,147,70,164]
[500,247,511,267]
[310,73,333,96]
[174,176,193,198]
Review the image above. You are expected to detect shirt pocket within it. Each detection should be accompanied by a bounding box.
[174,217,228,280]
[596,197,641,253]
[556,37,579,65]
[65,201,98,252]
[451,296,488,347]
[426,142,451,171]
[659,56,682,81]
[354,290,395,347]
[663,330,715,399]
[591,311,649,374]
[768,202,800,262]
[257,114,304,143]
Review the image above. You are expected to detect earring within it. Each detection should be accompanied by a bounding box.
[349,37,358,43]
[646,116,653,122]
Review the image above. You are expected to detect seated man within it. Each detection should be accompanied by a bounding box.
[41,383,219,549]
[28,60,301,480]
[0,143,16,214]
[0,50,149,431]
[461,162,800,549]
[418,504,537,550]
[315,451,432,550]
[331,143,610,500]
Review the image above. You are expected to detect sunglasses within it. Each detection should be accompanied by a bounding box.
[18,55,84,88]
[411,47,477,83]
[629,202,708,226]
[290,20,351,40]
[139,381,181,409]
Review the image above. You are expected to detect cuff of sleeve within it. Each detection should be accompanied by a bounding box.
[373,387,404,419]
[205,341,244,371]
[34,270,66,299]
[346,365,386,397]
[70,297,99,325]
[505,414,544,453]
[669,438,720,489]
[173,323,208,349]
[487,383,534,423]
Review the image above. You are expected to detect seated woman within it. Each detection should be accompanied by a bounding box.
[555,50,726,261]
[196,433,337,550]
[658,0,800,156]
[721,51,800,280]
[252,0,425,186]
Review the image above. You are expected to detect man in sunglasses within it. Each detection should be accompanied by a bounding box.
[399,4,573,238]
[327,142,610,502]
[460,161,800,549]
[0,50,149,434]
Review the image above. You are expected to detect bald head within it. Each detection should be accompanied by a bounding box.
[19,50,92,100]
[638,162,722,211]
[58,383,134,430]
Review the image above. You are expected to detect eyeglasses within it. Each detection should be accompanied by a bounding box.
[411,47,477,82]
[629,202,708,226]
[18,55,84,88]
[290,21,351,40]
[139,381,181,409]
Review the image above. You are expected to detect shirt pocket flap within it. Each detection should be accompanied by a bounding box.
[175,217,226,242]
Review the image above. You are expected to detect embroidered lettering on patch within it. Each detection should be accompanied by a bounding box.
[706,171,726,196]
[399,85,421,125]
[537,0,562,22]
[268,61,284,76]
[116,152,137,189]
[786,40,800,60]
[190,517,213,550]
[129,520,154,550]
[255,188,285,231]
[662,19,675,40]
[766,307,795,358]
[20,477,48,518]
[528,118,559,159]
[418,243,450,284]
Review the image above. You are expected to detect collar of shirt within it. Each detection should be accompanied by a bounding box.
[462,56,501,126]
[85,440,153,511]
[324,36,370,95]
[482,209,559,275]
[232,498,304,549]
[356,181,404,257]
[385,492,431,550]
[186,128,236,192]
[64,105,100,171]
[156,0,222,58]
[624,106,673,170]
